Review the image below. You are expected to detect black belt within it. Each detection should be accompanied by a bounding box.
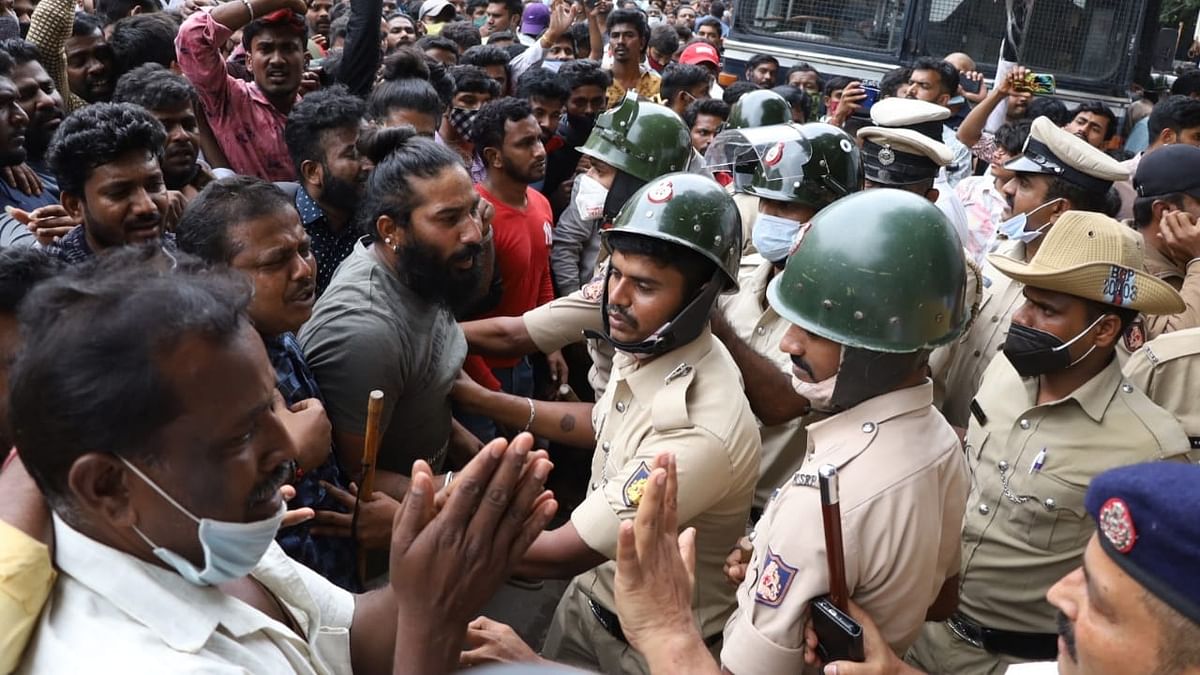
[947,612,1058,661]
[587,598,722,648]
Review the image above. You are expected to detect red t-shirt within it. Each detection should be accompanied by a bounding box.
[476,184,555,369]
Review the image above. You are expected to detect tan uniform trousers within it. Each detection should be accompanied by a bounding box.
[905,621,1033,675]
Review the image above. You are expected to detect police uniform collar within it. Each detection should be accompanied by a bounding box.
[1003,116,1128,194]
[805,381,934,468]
[613,325,715,398]
[1003,354,1124,424]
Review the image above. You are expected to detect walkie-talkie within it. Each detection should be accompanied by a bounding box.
[812,464,866,663]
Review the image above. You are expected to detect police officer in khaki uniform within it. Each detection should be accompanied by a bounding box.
[857,97,970,245]
[930,116,1130,429]
[461,94,696,399]
[1122,144,1200,352]
[709,122,861,515]
[907,211,1197,674]
[453,173,761,674]
[721,189,972,674]
[1124,326,1200,447]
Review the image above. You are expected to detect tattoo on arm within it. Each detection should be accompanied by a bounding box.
[560,414,576,432]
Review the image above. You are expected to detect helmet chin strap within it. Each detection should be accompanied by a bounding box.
[585,268,724,356]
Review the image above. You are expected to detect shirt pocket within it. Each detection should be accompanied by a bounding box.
[964,428,990,490]
[1005,471,1090,552]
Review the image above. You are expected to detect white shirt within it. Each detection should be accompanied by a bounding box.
[1006,662,1059,674]
[941,125,973,187]
[18,516,355,674]
[934,176,971,247]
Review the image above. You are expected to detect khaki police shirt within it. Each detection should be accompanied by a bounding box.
[733,192,760,257]
[931,240,1027,428]
[522,273,612,397]
[721,382,968,675]
[958,353,1194,633]
[1119,242,1200,352]
[718,258,809,510]
[1124,326,1200,446]
[571,328,761,639]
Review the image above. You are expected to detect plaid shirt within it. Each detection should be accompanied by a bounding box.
[266,332,360,592]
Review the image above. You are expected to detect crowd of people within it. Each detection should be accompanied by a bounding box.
[0,0,1199,672]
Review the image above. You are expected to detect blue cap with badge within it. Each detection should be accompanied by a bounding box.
[1086,462,1200,626]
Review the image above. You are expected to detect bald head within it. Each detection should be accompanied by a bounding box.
[944,52,975,73]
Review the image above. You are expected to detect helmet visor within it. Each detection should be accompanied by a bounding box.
[703,123,811,192]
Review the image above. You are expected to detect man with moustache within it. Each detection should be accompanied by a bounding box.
[0,39,63,211]
[284,85,370,297]
[0,49,36,248]
[465,97,562,440]
[113,64,215,201]
[301,130,486,500]
[44,102,171,263]
[176,176,363,591]
[177,0,309,180]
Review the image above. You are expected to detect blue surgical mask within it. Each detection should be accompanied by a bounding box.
[991,198,1064,249]
[119,456,286,586]
[752,213,805,263]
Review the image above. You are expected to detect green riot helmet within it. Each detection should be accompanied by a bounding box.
[744,122,863,209]
[767,188,968,353]
[727,89,792,130]
[578,91,692,183]
[585,172,742,356]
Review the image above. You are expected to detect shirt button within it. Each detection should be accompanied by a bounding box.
[756,326,766,336]
[1044,498,1056,510]
[748,530,757,542]
[861,422,876,433]
[1121,384,1134,394]
[602,441,611,451]
[998,460,1009,471]
[991,315,1000,323]
[1019,419,1031,430]
[973,350,981,357]
[978,504,990,515]
[616,401,626,413]
[590,482,598,491]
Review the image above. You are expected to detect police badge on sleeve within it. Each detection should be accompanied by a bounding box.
[754,550,797,608]
[622,461,652,507]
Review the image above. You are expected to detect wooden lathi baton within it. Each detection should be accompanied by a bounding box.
[819,463,849,612]
[355,390,385,583]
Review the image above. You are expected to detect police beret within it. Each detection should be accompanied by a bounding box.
[1087,462,1200,626]
[1004,116,1128,193]
[1134,143,1200,199]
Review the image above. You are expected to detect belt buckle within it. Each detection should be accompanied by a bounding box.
[947,615,984,650]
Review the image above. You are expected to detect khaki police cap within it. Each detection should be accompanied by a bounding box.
[1004,116,1129,193]
[988,211,1184,314]
[857,98,952,184]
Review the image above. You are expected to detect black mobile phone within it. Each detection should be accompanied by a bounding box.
[813,596,865,663]
[961,76,982,94]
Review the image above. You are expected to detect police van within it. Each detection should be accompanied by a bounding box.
[720,0,1161,107]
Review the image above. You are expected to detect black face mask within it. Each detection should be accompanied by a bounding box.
[1002,315,1106,377]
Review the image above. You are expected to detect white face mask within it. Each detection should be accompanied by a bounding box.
[791,373,838,412]
[119,456,286,586]
[575,173,609,221]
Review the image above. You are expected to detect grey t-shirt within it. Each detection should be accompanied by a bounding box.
[299,240,466,474]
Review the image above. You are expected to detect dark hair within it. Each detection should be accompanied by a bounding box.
[72,11,104,38]
[0,248,62,316]
[489,0,521,19]
[879,66,911,98]
[608,231,714,296]
[683,97,728,126]
[108,12,179,76]
[1027,96,1069,126]
[1132,193,1182,230]
[487,30,514,43]
[994,119,1031,156]
[710,1,725,16]
[284,84,366,176]
[11,251,252,507]
[359,127,465,235]
[770,84,807,122]
[695,16,721,34]
[460,44,509,70]
[0,50,14,79]
[330,14,350,43]
[1084,297,1139,334]
[95,0,157,27]
[746,54,778,73]
[823,74,851,97]
[1147,95,1200,142]
[466,0,487,11]
[567,21,589,55]
[0,39,40,66]
[516,67,569,104]
[470,96,532,158]
[660,62,710,104]
[722,80,758,105]
[1045,176,1117,216]
[417,35,460,58]
[427,57,457,105]
[560,58,610,90]
[176,176,298,265]
[357,124,415,163]
[1072,101,1117,141]
[785,63,821,86]
[48,102,166,197]
[370,77,444,122]
[1171,70,1200,97]
[674,23,692,42]
[381,45,430,81]
[910,57,959,98]
[241,12,309,53]
[606,8,649,42]
[442,20,483,52]
[451,63,501,97]
[112,63,197,111]
[649,23,679,57]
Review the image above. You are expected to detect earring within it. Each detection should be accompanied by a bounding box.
[393,245,400,254]
[385,237,392,244]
